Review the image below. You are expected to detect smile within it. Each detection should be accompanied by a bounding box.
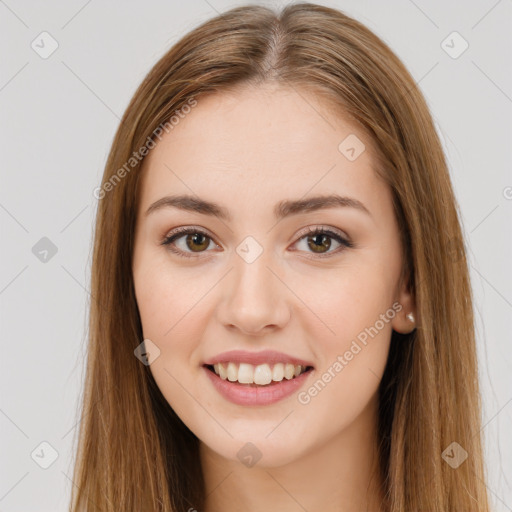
[208,362,310,385]
[203,363,314,406]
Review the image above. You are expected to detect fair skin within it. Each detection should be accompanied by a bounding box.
[132,83,415,512]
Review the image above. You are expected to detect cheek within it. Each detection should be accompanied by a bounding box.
[291,262,394,417]
[296,302,393,436]
[134,254,211,343]
[133,262,198,387]
[292,258,396,350]
[133,261,212,425]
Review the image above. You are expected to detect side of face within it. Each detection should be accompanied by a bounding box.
[131,83,415,467]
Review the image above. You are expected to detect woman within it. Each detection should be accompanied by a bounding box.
[70,3,490,511]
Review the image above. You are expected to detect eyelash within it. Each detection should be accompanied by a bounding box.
[160,225,354,260]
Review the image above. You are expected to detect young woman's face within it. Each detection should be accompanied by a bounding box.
[132,84,414,467]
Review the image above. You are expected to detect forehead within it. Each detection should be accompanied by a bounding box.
[138,84,388,219]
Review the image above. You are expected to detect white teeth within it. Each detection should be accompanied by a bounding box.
[227,362,238,382]
[218,362,227,380]
[254,364,272,385]
[238,363,254,384]
[272,363,284,381]
[284,363,295,380]
[211,362,308,385]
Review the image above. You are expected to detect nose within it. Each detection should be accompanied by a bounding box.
[216,249,291,336]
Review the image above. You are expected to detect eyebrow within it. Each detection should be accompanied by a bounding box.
[145,193,371,221]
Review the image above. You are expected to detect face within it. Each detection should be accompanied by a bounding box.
[132,83,414,468]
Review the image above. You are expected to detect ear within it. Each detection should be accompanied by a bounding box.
[391,271,416,334]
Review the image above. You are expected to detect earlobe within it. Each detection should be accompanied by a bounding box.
[392,304,416,334]
[392,276,416,334]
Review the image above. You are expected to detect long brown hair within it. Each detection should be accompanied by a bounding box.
[69,3,489,511]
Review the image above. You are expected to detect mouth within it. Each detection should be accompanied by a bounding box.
[203,363,314,387]
[203,362,314,406]
[201,351,316,405]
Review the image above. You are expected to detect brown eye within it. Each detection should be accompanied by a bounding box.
[161,228,216,258]
[293,226,353,258]
[307,232,334,253]
[183,232,210,252]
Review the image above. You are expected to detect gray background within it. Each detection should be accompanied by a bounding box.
[1,0,511,510]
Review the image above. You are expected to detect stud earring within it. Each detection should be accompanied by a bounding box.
[406,312,415,323]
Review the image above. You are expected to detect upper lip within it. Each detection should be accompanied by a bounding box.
[203,350,314,368]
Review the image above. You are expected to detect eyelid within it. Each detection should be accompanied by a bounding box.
[162,225,217,242]
[295,224,350,242]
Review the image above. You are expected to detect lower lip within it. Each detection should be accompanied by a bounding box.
[203,365,314,406]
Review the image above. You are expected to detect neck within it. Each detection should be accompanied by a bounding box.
[199,394,385,512]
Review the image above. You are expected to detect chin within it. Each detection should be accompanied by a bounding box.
[198,426,314,469]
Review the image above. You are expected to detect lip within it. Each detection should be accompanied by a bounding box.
[203,349,314,368]
[203,365,314,406]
